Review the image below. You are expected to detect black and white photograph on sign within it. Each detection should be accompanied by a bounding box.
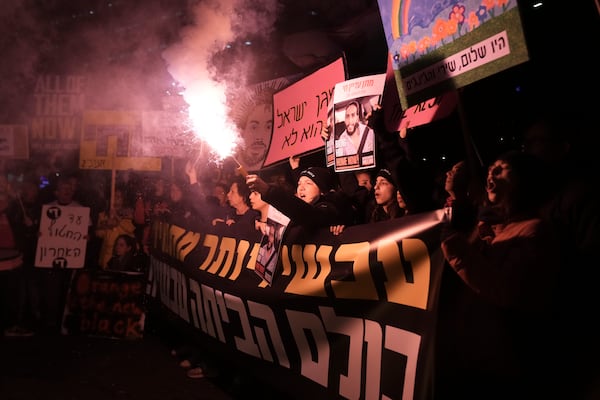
[332,73,386,172]
[255,221,283,286]
[254,204,289,285]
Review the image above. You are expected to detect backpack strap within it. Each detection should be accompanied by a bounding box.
[357,126,370,155]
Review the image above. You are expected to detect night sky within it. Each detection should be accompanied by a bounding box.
[1,0,598,175]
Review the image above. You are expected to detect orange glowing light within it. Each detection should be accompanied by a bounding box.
[181,81,241,161]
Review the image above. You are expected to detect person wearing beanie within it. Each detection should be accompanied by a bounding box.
[245,166,356,231]
[439,150,561,398]
[369,168,405,223]
[298,167,334,199]
[337,168,376,225]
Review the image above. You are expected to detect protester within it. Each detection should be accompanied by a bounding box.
[334,168,376,226]
[443,161,468,207]
[367,106,439,214]
[249,190,269,235]
[439,150,561,397]
[39,175,91,334]
[150,163,211,233]
[395,190,409,215]
[148,175,171,222]
[441,159,482,231]
[183,160,230,228]
[106,234,145,273]
[132,187,149,254]
[4,178,43,336]
[435,158,486,398]
[327,167,405,236]
[94,187,136,269]
[246,166,356,235]
[521,109,600,398]
[322,103,438,222]
[211,175,261,241]
[0,189,26,336]
[47,175,84,207]
[354,169,373,192]
[369,168,405,222]
[206,181,235,221]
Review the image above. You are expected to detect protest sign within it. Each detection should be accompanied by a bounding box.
[266,57,346,166]
[36,204,90,268]
[332,73,386,172]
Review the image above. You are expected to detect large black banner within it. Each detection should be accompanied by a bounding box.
[146,209,447,399]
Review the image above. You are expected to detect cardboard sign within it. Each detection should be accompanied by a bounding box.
[266,57,346,166]
[331,73,386,172]
[36,204,90,268]
[62,270,146,339]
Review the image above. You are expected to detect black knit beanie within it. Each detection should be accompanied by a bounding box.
[299,167,334,193]
[376,168,396,187]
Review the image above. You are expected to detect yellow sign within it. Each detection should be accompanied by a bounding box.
[79,110,161,171]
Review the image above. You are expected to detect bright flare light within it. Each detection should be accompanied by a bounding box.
[182,81,240,160]
[161,0,242,162]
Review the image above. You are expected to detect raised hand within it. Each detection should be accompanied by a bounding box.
[321,124,332,142]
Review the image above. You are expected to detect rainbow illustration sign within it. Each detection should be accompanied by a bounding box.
[377,0,529,108]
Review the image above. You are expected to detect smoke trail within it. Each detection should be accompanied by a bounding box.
[0,0,51,122]
[161,0,279,160]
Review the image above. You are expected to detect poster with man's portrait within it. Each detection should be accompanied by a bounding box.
[230,75,300,173]
[255,206,290,286]
[332,74,386,172]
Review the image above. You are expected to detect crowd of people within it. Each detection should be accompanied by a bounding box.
[0,99,598,397]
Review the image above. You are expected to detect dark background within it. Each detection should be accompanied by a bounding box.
[0,0,598,174]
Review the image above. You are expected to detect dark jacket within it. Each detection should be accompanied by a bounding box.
[263,185,355,232]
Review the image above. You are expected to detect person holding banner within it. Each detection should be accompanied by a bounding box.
[327,168,404,236]
[246,166,356,234]
[39,176,91,334]
[440,150,561,398]
[249,190,270,235]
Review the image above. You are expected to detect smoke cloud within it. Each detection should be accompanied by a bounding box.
[161,0,280,159]
[0,0,282,165]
